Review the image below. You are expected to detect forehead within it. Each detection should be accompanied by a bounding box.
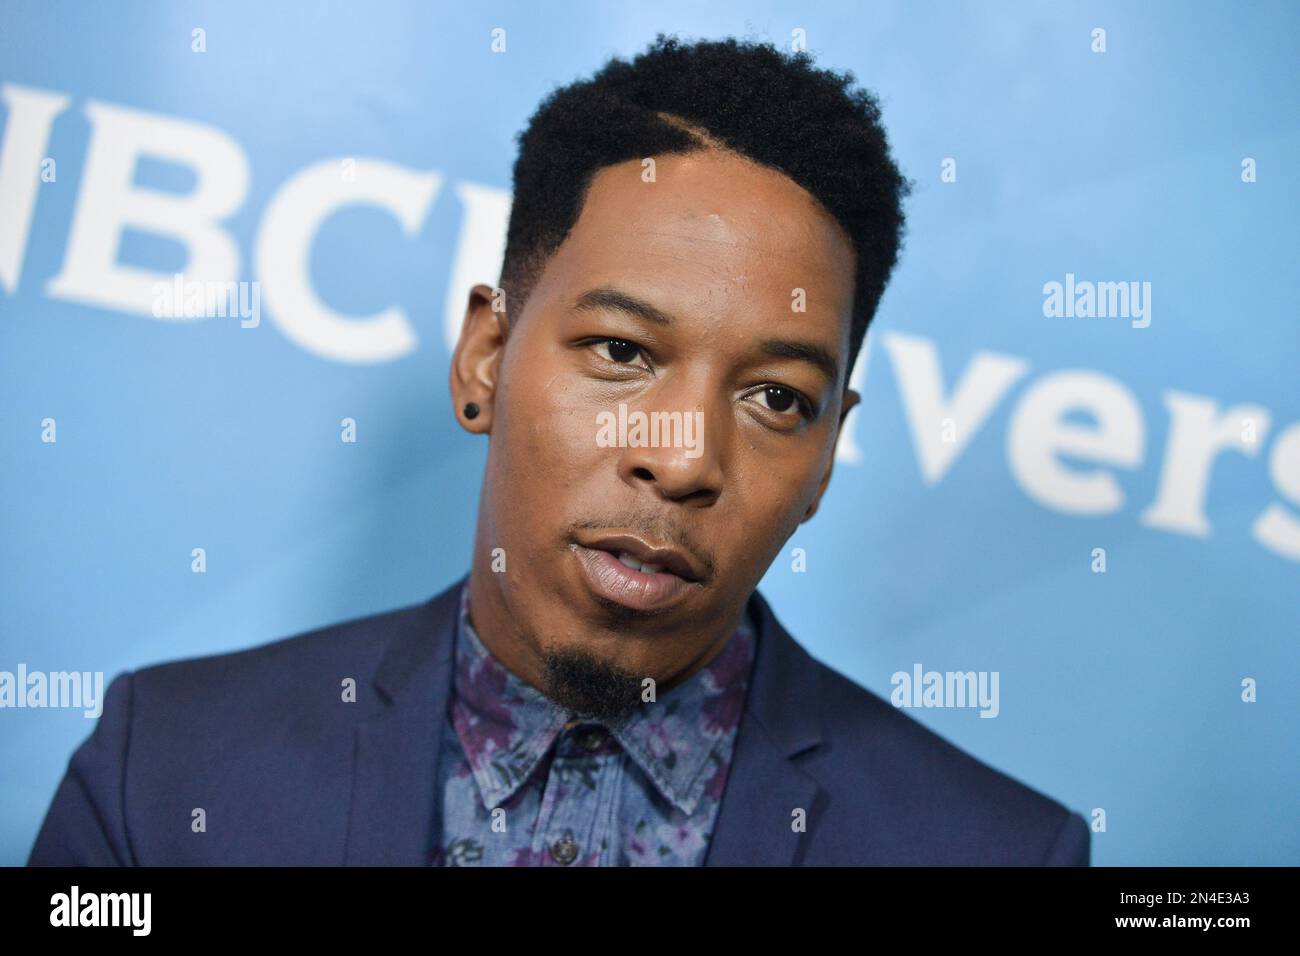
[535,150,856,346]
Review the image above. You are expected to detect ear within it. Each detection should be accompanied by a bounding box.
[801,386,861,524]
[449,283,510,433]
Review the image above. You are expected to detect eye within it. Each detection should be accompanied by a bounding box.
[590,338,650,369]
[750,384,814,421]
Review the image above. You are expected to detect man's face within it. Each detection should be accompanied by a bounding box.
[452,148,859,715]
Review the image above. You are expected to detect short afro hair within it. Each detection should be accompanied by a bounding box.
[499,32,913,382]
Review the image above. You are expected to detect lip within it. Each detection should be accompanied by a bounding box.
[574,533,704,582]
[571,541,701,613]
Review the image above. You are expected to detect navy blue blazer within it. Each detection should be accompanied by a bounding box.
[28,575,1089,866]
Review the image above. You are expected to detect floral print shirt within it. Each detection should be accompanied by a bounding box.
[432,583,755,866]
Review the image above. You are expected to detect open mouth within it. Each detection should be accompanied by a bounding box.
[610,550,672,576]
[570,533,703,613]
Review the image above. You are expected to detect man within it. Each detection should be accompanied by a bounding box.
[29,35,1089,866]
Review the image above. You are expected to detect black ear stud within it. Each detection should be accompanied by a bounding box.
[463,402,480,420]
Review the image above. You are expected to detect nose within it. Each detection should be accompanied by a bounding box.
[612,394,724,507]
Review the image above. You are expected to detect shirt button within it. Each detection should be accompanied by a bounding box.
[578,726,608,751]
[549,833,580,865]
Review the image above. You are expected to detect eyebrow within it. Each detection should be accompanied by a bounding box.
[572,284,841,383]
[573,286,674,327]
[757,338,840,385]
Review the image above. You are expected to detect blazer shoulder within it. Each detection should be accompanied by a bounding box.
[129,595,435,717]
[30,595,445,866]
[801,656,1089,865]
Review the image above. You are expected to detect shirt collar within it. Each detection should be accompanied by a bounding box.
[448,582,756,817]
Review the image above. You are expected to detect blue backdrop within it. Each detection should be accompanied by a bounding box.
[2,0,1296,865]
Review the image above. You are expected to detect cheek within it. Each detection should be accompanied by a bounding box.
[521,386,595,466]
[735,446,827,535]
[495,362,602,511]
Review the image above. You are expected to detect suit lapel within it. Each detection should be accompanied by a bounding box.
[344,575,464,866]
[706,590,825,866]
[343,577,822,866]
